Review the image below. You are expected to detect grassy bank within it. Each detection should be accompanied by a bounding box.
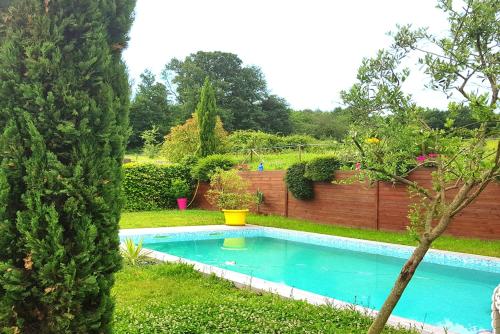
[113,263,415,334]
[120,209,500,257]
[124,150,340,171]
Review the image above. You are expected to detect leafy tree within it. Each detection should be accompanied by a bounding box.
[196,78,218,157]
[422,106,478,131]
[260,95,293,135]
[161,114,227,162]
[163,51,290,132]
[290,108,350,140]
[341,1,499,333]
[0,0,135,332]
[129,69,172,148]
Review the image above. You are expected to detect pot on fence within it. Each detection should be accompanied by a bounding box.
[177,197,188,210]
[222,209,249,226]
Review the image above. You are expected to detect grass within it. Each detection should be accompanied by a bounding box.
[113,263,416,334]
[125,138,498,170]
[124,153,167,165]
[120,210,222,229]
[124,150,340,171]
[120,209,500,257]
[230,150,339,171]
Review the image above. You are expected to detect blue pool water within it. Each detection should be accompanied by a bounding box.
[142,234,500,334]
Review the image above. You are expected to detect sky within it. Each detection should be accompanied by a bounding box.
[123,0,453,111]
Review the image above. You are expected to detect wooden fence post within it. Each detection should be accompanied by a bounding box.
[284,183,289,217]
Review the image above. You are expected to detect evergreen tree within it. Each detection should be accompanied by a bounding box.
[196,78,217,157]
[0,0,135,332]
[128,70,172,148]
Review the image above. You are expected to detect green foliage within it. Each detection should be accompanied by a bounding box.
[260,95,293,135]
[169,178,191,199]
[341,2,500,331]
[113,263,417,334]
[205,169,256,210]
[0,0,135,332]
[120,238,152,266]
[161,114,227,162]
[290,108,351,140]
[304,156,341,181]
[196,77,218,157]
[285,162,314,200]
[141,126,162,158]
[421,106,479,133]
[191,155,235,181]
[228,130,319,151]
[129,70,173,148]
[162,51,291,133]
[123,164,192,211]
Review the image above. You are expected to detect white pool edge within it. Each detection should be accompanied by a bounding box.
[117,224,500,334]
[143,247,454,334]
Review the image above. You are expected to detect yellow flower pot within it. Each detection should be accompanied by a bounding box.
[222,209,249,226]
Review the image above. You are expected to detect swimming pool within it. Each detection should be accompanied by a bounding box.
[120,226,500,334]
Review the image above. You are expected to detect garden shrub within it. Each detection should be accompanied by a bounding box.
[304,156,341,181]
[228,130,318,152]
[205,169,256,210]
[123,163,192,211]
[191,155,235,181]
[285,162,314,200]
[161,114,227,162]
[169,178,191,199]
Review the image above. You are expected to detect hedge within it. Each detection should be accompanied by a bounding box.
[304,156,341,182]
[285,162,314,200]
[191,154,235,181]
[122,163,193,211]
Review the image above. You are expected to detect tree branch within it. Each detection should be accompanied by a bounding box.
[475,35,499,107]
[450,141,500,217]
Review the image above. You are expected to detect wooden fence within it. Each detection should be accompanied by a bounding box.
[193,169,500,239]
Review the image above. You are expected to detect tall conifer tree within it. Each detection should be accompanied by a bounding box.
[196,77,217,157]
[0,0,135,332]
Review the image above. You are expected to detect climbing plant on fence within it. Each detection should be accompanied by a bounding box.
[123,164,193,211]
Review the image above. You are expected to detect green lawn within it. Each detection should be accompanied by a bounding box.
[124,150,340,171]
[113,263,415,334]
[120,209,500,257]
[230,150,339,171]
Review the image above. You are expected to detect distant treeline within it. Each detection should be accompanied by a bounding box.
[128,50,480,149]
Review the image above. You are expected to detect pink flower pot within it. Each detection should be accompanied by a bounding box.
[177,198,188,210]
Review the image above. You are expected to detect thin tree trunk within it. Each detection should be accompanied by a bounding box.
[367,240,431,334]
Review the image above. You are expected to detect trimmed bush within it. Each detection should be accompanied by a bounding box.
[304,156,341,181]
[123,164,192,211]
[191,155,235,181]
[285,162,314,200]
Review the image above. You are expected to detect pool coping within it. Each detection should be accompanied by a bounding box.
[120,224,500,334]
